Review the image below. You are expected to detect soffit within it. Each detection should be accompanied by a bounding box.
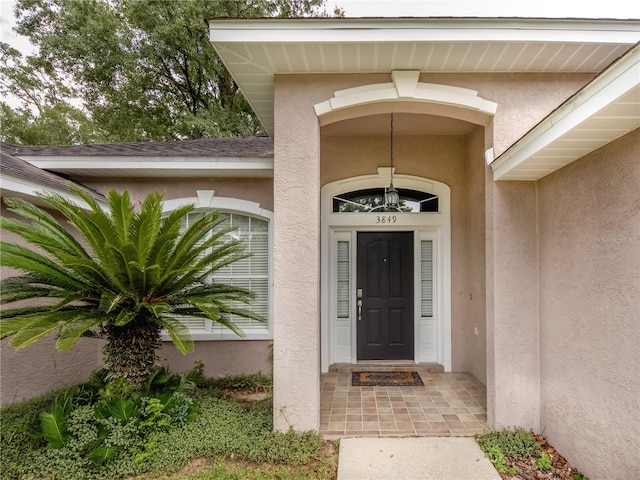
[491,43,640,181]
[208,18,640,134]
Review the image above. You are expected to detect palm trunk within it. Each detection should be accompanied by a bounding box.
[103,319,161,389]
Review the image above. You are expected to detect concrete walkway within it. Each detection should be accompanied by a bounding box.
[337,437,501,480]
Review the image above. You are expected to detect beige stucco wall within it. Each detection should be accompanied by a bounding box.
[537,129,640,480]
[81,177,274,212]
[466,126,488,385]
[414,73,594,156]
[158,340,272,378]
[1,337,103,406]
[487,181,540,430]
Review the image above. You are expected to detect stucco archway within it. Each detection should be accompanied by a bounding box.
[316,74,493,381]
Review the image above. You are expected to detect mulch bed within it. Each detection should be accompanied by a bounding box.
[497,437,585,480]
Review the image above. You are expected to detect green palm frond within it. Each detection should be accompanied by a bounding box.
[1,197,89,260]
[156,316,194,354]
[0,274,61,303]
[1,188,264,386]
[0,242,90,291]
[56,316,104,350]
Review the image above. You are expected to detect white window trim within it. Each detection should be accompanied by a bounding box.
[160,192,273,341]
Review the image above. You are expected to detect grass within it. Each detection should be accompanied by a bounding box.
[0,374,337,480]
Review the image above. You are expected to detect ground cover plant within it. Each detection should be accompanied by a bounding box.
[0,372,336,480]
[476,428,590,480]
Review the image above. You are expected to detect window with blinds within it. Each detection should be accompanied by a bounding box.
[181,212,269,335]
[421,240,433,317]
[336,241,350,318]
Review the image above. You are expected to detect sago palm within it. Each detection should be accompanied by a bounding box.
[0,187,261,388]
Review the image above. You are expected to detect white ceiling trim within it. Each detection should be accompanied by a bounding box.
[491,43,640,181]
[21,156,274,178]
[314,70,497,119]
[209,18,640,44]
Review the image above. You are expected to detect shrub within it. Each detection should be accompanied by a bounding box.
[1,372,327,480]
[196,372,273,392]
[477,427,542,459]
[249,429,324,465]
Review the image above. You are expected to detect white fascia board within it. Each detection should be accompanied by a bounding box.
[492,44,640,181]
[209,18,640,44]
[0,174,104,209]
[22,156,274,173]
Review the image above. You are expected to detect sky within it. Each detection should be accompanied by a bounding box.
[327,0,639,18]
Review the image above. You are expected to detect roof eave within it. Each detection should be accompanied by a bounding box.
[491,42,640,181]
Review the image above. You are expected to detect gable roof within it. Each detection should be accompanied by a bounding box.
[3,137,274,178]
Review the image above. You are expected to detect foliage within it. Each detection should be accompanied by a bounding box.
[0,387,75,478]
[476,427,542,459]
[24,367,198,469]
[2,0,342,144]
[249,429,324,465]
[196,372,273,392]
[476,427,544,475]
[168,458,336,480]
[0,373,330,480]
[573,473,590,480]
[482,445,517,474]
[537,451,553,471]
[0,42,108,144]
[0,189,262,387]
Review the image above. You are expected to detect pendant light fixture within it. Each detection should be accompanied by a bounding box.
[384,113,400,208]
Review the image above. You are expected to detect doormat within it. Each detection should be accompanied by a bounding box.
[352,371,424,387]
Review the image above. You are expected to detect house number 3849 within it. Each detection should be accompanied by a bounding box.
[376,215,397,224]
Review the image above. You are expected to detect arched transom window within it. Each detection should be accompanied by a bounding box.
[333,188,438,213]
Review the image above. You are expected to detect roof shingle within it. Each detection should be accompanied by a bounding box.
[1,137,273,158]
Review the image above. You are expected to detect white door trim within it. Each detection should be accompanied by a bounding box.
[320,171,451,372]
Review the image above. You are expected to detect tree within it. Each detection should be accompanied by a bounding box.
[0,188,261,388]
[0,41,107,144]
[1,0,341,144]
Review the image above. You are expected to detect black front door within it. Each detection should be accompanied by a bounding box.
[357,231,414,360]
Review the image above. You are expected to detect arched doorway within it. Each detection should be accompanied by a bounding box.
[321,171,452,372]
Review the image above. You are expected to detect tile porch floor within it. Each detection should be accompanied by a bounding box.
[320,363,490,439]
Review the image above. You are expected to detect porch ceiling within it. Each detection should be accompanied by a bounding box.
[208,18,640,135]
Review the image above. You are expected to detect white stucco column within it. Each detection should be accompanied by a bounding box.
[272,76,321,432]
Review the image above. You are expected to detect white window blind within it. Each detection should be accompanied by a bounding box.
[183,212,269,334]
[336,240,350,318]
[421,240,433,317]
